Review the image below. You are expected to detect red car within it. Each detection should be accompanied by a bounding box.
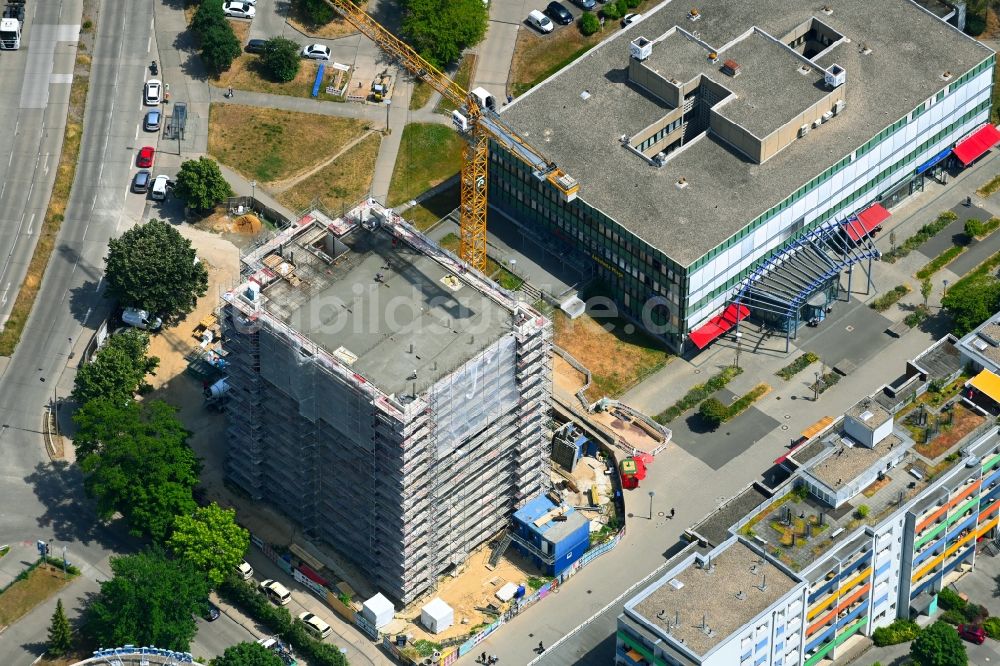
[958,624,986,645]
[136,146,155,168]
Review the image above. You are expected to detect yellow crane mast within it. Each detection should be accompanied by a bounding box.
[324,0,580,273]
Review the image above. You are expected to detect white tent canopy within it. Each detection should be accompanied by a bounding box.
[420,597,454,634]
[362,593,395,629]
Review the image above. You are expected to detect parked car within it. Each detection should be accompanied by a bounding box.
[144,109,161,132]
[131,170,151,194]
[526,9,554,33]
[958,624,986,645]
[301,43,331,60]
[298,612,332,639]
[202,602,220,622]
[151,175,170,201]
[223,1,256,18]
[136,146,155,168]
[545,1,574,25]
[571,0,596,9]
[621,12,642,27]
[245,38,267,53]
[260,579,291,605]
[122,307,162,331]
[236,559,254,580]
[143,79,162,105]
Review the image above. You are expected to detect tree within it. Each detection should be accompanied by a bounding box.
[698,398,728,429]
[168,503,250,588]
[213,642,284,666]
[292,0,336,27]
[71,329,159,406]
[921,278,933,308]
[47,598,73,657]
[601,3,621,20]
[910,621,967,666]
[73,399,201,542]
[579,11,600,35]
[942,276,1000,335]
[105,218,209,322]
[83,549,210,651]
[260,37,302,83]
[173,157,234,212]
[400,0,488,69]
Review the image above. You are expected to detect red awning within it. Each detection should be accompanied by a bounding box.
[689,303,750,349]
[954,124,1000,166]
[843,203,890,242]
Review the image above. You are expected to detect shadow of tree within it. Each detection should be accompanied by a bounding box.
[67,279,104,328]
[22,461,123,551]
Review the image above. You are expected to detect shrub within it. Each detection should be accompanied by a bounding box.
[579,11,600,35]
[699,398,728,429]
[872,619,921,646]
[854,504,870,519]
[292,0,336,27]
[601,3,621,20]
[776,352,819,380]
[615,0,628,14]
[727,384,769,420]
[965,218,986,238]
[937,587,966,612]
[939,609,965,625]
[984,616,1000,640]
[966,12,986,36]
[963,603,987,623]
[905,305,930,328]
[625,0,641,8]
[260,37,302,83]
[916,245,965,280]
[870,284,910,312]
[883,211,958,262]
[654,366,743,423]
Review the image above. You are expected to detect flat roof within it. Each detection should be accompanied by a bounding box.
[630,539,799,656]
[845,399,893,431]
[502,0,991,266]
[806,432,906,490]
[913,337,963,381]
[690,484,770,546]
[258,222,511,396]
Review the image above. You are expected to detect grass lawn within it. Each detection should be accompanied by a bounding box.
[509,1,659,97]
[213,51,347,101]
[0,564,74,627]
[553,309,670,400]
[287,13,358,40]
[914,403,985,458]
[278,133,382,213]
[410,79,435,110]
[387,123,464,207]
[207,104,370,184]
[404,184,459,231]
[436,55,477,114]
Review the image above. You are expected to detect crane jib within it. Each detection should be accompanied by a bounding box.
[477,115,551,174]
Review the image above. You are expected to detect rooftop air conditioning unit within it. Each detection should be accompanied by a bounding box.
[825,64,846,88]
[833,99,846,115]
[821,110,834,123]
[630,37,653,61]
[799,124,810,137]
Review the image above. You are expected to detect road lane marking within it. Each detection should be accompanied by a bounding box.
[26,213,34,235]
[1,283,11,305]
[147,36,151,53]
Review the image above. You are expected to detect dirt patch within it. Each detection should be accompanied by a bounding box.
[862,474,892,498]
[553,353,586,402]
[553,310,670,401]
[208,104,370,184]
[0,564,73,626]
[399,545,543,644]
[287,15,358,39]
[277,132,382,213]
[227,18,251,46]
[191,207,272,250]
[590,409,665,454]
[914,403,986,459]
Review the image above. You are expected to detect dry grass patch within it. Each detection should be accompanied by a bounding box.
[0,564,73,627]
[278,133,382,213]
[227,17,251,45]
[553,309,670,400]
[213,54,343,101]
[287,15,357,39]
[208,104,370,184]
[914,403,986,459]
[387,123,464,206]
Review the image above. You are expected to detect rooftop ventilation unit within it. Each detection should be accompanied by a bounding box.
[798,65,811,75]
[722,59,741,77]
[941,71,953,81]
[688,8,701,21]
[675,177,688,189]
[668,578,684,590]
[630,37,653,61]
[799,124,810,138]
[833,99,846,115]
[821,110,834,123]
[580,90,591,101]
[821,5,833,14]
[825,64,846,88]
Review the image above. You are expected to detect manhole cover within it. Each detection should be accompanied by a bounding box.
[695,369,702,374]
[845,325,855,332]
[782,425,789,430]
[784,414,791,419]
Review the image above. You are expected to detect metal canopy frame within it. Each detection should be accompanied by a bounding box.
[732,214,881,352]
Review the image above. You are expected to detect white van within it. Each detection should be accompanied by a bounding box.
[527,9,553,33]
[122,306,162,331]
[260,579,292,605]
[150,174,169,201]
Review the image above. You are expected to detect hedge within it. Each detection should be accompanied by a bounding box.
[985,616,1000,640]
[871,619,920,646]
[870,284,909,312]
[725,384,769,421]
[882,211,958,263]
[977,174,1000,198]
[654,366,743,424]
[776,352,819,380]
[916,245,964,279]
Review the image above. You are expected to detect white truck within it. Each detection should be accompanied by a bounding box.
[0,0,25,50]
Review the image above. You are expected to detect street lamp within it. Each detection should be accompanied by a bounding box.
[385,98,391,131]
[813,371,821,402]
[734,331,743,370]
[250,180,256,206]
[648,490,656,520]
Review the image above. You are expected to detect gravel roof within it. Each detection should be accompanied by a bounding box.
[502,0,990,266]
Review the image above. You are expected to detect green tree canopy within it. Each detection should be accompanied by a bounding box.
[260,37,302,83]
[193,1,241,74]
[73,399,201,542]
[213,642,284,666]
[47,598,73,657]
[400,0,487,69]
[104,218,208,322]
[942,275,1000,335]
[83,549,210,652]
[698,398,728,429]
[71,329,159,406]
[579,11,600,35]
[291,0,336,28]
[173,157,234,211]
[910,621,967,666]
[168,503,250,588]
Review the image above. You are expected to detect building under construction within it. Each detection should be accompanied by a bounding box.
[222,200,552,604]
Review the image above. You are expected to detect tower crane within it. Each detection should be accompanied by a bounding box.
[324,0,580,273]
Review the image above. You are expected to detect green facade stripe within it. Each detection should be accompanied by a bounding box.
[804,618,868,666]
[914,495,982,550]
[618,630,663,666]
[983,452,1000,473]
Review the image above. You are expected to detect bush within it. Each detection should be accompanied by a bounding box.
[905,305,930,328]
[260,37,302,83]
[699,398,728,429]
[776,352,819,380]
[872,618,921,646]
[291,0,336,27]
[870,284,910,312]
[963,603,987,623]
[727,384,769,420]
[984,616,1000,640]
[579,11,600,35]
[916,245,964,280]
[883,211,958,262]
[965,219,986,238]
[854,504,870,519]
[937,587,966,612]
[654,366,743,423]
[601,3,621,20]
[966,12,986,36]
[940,609,965,625]
[625,0,640,8]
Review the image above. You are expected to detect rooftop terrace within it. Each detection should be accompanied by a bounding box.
[502,0,990,265]
[252,217,512,396]
[630,539,799,656]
